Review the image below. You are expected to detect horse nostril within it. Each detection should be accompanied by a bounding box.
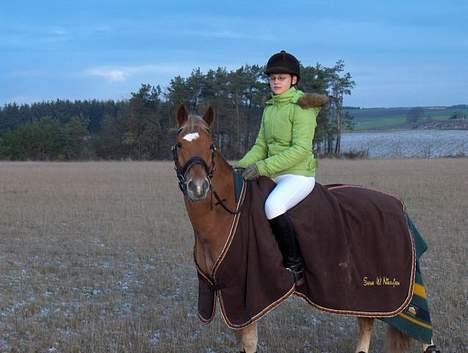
[187,180,194,191]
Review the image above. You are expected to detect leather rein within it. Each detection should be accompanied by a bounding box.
[172,128,240,215]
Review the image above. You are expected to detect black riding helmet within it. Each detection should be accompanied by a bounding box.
[264,50,301,82]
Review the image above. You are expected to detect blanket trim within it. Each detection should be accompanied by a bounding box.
[198,180,296,329]
[198,290,217,324]
[193,180,247,283]
[213,181,248,278]
[292,184,417,318]
[197,183,418,328]
[194,180,247,325]
[219,284,296,329]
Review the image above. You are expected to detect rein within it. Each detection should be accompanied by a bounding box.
[172,130,241,215]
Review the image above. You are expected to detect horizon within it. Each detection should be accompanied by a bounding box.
[1,93,466,110]
[1,0,467,108]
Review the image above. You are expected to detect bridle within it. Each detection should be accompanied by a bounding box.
[172,128,240,215]
[172,128,216,194]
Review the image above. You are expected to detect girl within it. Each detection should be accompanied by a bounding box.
[238,50,328,282]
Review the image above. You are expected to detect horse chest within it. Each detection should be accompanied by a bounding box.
[194,235,225,276]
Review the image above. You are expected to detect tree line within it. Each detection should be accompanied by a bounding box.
[0,61,355,161]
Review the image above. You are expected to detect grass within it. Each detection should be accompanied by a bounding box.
[0,160,466,352]
[351,115,407,131]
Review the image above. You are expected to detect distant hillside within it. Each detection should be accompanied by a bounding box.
[344,105,468,131]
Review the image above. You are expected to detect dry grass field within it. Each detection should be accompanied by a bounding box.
[0,160,466,353]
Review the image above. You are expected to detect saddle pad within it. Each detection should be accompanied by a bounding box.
[197,178,416,328]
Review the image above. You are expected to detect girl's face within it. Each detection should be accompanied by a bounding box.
[268,73,297,95]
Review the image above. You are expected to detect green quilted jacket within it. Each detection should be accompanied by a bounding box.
[238,87,328,178]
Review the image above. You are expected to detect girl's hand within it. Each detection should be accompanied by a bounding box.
[242,164,260,180]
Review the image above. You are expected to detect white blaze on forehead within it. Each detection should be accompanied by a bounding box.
[182,132,200,142]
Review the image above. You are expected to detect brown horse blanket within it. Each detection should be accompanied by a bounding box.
[197,177,416,328]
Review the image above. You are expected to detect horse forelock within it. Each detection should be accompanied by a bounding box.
[179,115,210,137]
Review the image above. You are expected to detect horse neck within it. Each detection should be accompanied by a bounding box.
[185,151,236,274]
[212,152,235,203]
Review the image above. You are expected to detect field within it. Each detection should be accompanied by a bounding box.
[345,106,468,131]
[0,160,466,353]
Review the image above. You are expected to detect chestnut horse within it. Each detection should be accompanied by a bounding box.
[172,105,439,353]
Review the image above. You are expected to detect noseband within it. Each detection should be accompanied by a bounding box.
[172,128,240,215]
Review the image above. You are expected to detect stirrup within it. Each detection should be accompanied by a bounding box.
[424,345,441,353]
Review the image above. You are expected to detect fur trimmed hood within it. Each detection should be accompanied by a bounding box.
[297,93,329,108]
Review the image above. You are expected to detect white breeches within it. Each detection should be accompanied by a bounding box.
[264,174,316,220]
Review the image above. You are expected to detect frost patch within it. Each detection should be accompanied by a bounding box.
[149,332,160,346]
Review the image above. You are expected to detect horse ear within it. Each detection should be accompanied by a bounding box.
[176,105,188,127]
[203,106,215,127]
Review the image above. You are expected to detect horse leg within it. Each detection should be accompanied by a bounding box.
[234,322,258,353]
[387,325,411,352]
[355,317,374,353]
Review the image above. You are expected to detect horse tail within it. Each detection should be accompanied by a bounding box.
[386,325,411,353]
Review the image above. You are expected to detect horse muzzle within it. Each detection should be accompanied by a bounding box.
[185,177,210,201]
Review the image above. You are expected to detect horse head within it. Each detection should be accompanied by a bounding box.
[172,105,216,201]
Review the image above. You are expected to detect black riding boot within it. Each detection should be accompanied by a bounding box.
[269,213,304,284]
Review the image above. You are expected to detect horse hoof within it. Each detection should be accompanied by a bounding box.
[424,345,441,353]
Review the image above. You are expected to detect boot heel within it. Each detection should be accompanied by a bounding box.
[286,263,304,286]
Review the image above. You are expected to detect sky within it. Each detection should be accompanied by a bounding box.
[1,0,467,108]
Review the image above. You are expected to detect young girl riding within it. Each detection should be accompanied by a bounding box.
[238,50,328,282]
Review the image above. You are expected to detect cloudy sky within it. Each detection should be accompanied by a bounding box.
[1,0,467,107]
